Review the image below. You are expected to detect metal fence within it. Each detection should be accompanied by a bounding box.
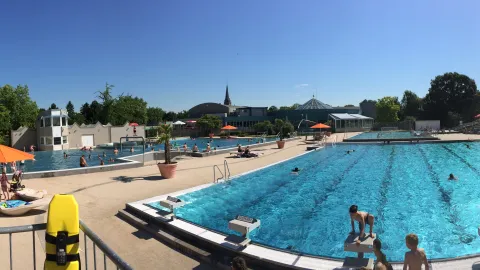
[0,220,133,270]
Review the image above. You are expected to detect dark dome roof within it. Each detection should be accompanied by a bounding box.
[296,96,333,110]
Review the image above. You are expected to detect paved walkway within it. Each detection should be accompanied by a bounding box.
[1,133,480,269]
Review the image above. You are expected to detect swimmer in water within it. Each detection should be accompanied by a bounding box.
[465,144,471,149]
[347,150,356,154]
[291,167,300,174]
[448,173,457,181]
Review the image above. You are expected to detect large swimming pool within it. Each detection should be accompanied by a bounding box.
[3,137,276,173]
[149,142,480,261]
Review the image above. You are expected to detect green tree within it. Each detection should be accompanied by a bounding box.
[96,82,115,123]
[290,103,301,110]
[89,101,103,123]
[176,110,189,119]
[422,72,478,123]
[71,113,85,125]
[344,104,355,107]
[253,121,274,134]
[80,103,91,123]
[164,111,176,121]
[110,95,148,125]
[196,115,222,133]
[400,90,421,120]
[376,96,400,123]
[268,106,278,113]
[49,103,58,110]
[147,107,165,125]
[66,101,75,118]
[156,124,174,164]
[0,105,12,144]
[0,84,39,129]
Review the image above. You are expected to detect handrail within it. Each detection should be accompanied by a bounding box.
[223,160,231,181]
[213,165,224,183]
[0,221,133,270]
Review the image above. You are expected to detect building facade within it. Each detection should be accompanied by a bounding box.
[10,109,145,151]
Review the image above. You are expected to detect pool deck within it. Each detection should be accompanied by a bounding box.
[2,132,480,269]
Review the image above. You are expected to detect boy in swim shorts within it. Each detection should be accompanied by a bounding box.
[349,205,375,243]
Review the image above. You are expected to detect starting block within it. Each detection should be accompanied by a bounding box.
[159,196,185,220]
[225,215,260,247]
[343,233,376,270]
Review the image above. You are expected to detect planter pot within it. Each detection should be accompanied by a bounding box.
[157,162,178,179]
[209,133,214,138]
[276,140,285,149]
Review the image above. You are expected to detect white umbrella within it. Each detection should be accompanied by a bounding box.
[173,121,185,125]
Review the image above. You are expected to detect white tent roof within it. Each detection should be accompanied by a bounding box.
[329,113,373,120]
[173,121,186,125]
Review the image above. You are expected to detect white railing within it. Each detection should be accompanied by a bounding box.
[223,160,231,181]
[213,165,224,183]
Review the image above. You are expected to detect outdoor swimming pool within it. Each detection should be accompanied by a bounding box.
[149,142,480,261]
[3,137,276,173]
[346,131,435,141]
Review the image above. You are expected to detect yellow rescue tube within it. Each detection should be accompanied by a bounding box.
[44,194,80,270]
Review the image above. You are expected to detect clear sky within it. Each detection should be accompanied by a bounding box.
[1,1,479,112]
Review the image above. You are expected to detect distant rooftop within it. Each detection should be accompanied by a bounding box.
[296,95,333,110]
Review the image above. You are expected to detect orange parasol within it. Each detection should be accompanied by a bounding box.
[221,125,237,130]
[310,123,331,129]
[0,145,35,163]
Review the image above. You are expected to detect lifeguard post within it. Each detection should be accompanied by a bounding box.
[343,233,376,269]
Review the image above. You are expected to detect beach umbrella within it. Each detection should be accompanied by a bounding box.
[129,122,139,126]
[173,121,186,125]
[310,123,331,129]
[0,145,35,163]
[221,125,237,136]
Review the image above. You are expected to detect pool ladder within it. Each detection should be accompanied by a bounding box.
[213,160,231,183]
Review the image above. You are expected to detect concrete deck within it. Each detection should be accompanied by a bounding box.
[1,133,480,269]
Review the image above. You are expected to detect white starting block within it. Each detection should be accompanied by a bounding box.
[225,215,260,247]
[159,196,185,220]
[343,233,376,270]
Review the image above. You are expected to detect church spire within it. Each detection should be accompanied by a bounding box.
[224,85,232,105]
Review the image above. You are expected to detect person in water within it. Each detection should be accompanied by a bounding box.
[113,148,119,155]
[403,233,429,270]
[448,173,457,181]
[349,205,375,242]
[63,152,68,159]
[465,144,471,149]
[291,167,300,174]
[347,150,356,154]
[80,155,88,167]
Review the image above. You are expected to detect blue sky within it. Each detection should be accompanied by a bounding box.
[1,1,479,112]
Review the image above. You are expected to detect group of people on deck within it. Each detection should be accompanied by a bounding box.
[349,205,429,270]
[0,161,24,201]
[237,145,258,158]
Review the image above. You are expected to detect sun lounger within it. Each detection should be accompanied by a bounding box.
[0,196,51,216]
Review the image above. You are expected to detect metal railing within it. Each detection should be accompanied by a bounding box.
[0,220,133,270]
[213,165,224,183]
[223,160,231,181]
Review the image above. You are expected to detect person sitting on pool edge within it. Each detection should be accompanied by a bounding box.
[349,205,375,242]
[448,173,457,181]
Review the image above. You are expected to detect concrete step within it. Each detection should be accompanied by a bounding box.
[344,233,376,253]
[343,257,374,269]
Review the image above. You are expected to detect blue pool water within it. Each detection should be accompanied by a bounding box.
[3,137,275,173]
[149,142,480,260]
[348,131,433,140]
[166,137,277,152]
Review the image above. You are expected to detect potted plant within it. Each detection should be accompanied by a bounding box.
[274,119,294,149]
[156,124,178,179]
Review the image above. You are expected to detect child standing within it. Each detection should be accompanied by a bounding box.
[1,168,10,201]
[403,233,429,270]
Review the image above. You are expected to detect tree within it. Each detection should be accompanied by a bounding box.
[89,101,103,124]
[164,111,176,121]
[376,96,400,123]
[109,95,148,125]
[71,113,85,125]
[66,101,75,118]
[253,121,274,134]
[0,84,39,129]
[290,103,300,110]
[147,107,165,125]
[268,106,278,113]
[80,103,91,123]
[196,115,222,133]
[344,104,355,107]
[176,110,189,119]
[0,105,11,143]
[400,90,421,120]
[279,106,292,111]
[49,103,58,110]
[422,72,478,124]
[96,82,115,124]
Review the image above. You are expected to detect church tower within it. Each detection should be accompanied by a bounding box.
[223,85,232,105]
